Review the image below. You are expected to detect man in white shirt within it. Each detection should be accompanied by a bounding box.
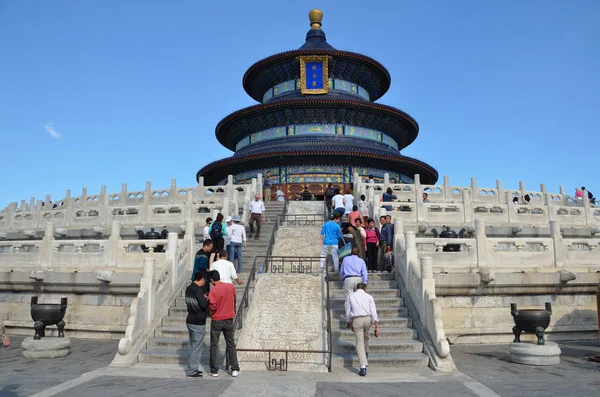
[203,217,213,241]
[211,250,243,285]
[345,283,379,377]
[224,216,233,254]
[227,216,247,273]
[248,194,265,239]
[343,190,355,216]
[332,188,346,218]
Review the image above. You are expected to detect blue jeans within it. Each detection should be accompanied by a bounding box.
[325,201,333,220]
[186,323,206,375]
[228,242,243,273]
[334,207,345,217]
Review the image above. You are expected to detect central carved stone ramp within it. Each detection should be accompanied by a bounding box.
[328,272,430,368]
[136,202,286,366]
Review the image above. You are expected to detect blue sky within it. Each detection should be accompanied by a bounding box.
[1,0,599,206]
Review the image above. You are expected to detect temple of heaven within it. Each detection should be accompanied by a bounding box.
[197,9,438,198]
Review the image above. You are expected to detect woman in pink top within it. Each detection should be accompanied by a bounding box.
[348,205,361,226]
[575,188,583,200]
[364,218,380,272]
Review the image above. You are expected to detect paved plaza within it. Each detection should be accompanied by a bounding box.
[1,336,600,396]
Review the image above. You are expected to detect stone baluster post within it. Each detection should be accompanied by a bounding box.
[257,174,263,200]
[227,175,234,201]
[45,194,51,208]
[549,221,566,268]
[242,191,250,226]
[222,197,231,219]
[519,181,526,199]
[140,181,151,224]
[540,183,547,205]
[353,172,360,203]
[98,186,109,226]
[39,221,55,269]
[185,190,194,222]
[251,178,257,197]
[420,256,435,325]
[34,200,43,228]
[496,179,504,203]
[474,219,487,268]
[462,189,473,223]
[100,185,107,201]
[80,188,88,206]
[185,219,196,271]
[582,192,591,225]
[5,202,16,230]
[108,221,121,267]
[166,232,179,288]
[559,185,566,206]
[383,173,390,192]
[142,257,157,325]
[404,231,417,278]
[506,191,515,224]
[169,179,177,202]
[415,174,425,223]
[196,177,205,201]
[120,183,128,205]
[470,177,477,201]
[443,176,450,201]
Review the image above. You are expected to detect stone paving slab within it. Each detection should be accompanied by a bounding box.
[315,382,479,397]
[451,341,600,397]
[0,336,117,397]
[53,376,232,397]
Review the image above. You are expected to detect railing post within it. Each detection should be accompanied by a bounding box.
[506,191,515,224]
[169,178,177,202]
[583,193,591,225]
[475,219,487,268]
[167,232,179,287]
[420,256,434,325]
[404,231,417,277]
[462,189,472,223]
[550,221,566,268]
[108,221,121,267]
[120,183,128,205]
[142,257,157,326]
[257,174,263,200]
[196,177,205,201]
[496,179,504,203]
[39,221,55,269]
[443,176,450,201]
[415,175,425,223]
[227,175,234,201]
[470,177,477,200]
[519,180,526,198]
[5,202,16,230]
[540,183,547,205]
[383,173,390,192]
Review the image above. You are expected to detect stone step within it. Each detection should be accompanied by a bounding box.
[155,325,191,338]
[329,288,399,298]
[327,272,395,282]
[162,315,189,326]
[138,350,226,365]
[147,337,227,350]
[331,352,430,368]
[331,306,408,318]
[332,339,423,354]
[332,316,411,329]
[329,297,404,309]
[329,280,397,289]
[331,327,417,341]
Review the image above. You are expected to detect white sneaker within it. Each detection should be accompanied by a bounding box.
[231,370,239,377]
[211,372,219,377]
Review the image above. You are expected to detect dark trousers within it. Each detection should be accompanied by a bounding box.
[378,241,388,271]
[325,201,333,220]
[186,323,206,375]
[212,237,225,253]
[249,213,262,237]
[366,242,378,271]
[210,318,239,373]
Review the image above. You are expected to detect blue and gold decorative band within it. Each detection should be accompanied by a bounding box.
[263,78,370,102]
[235,123,398,151]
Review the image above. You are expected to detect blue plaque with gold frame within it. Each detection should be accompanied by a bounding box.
[299,56,329,95]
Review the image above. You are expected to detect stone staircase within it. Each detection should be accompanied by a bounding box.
[137,201,286,365]
[328,272,430,369]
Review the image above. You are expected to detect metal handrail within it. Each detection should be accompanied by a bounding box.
[233,256,333,372]
[276,213,326,226]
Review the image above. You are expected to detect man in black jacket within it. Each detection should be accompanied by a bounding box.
[185,270,209,377]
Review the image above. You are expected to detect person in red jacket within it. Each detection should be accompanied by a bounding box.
[208,270,240,377]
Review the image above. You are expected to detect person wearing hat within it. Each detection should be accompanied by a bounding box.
[224,216,233,255]
[227,215,247,273]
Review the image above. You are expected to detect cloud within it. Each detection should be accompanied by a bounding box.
[44,123,61,139]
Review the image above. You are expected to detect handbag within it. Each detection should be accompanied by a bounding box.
[337,236,352,259]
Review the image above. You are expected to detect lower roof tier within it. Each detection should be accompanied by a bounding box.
[197,137,437,185]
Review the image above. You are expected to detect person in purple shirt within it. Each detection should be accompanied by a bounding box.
[340,247,368,299]
[320,213,343,271]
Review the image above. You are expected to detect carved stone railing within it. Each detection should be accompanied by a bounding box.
[394,223,453,371]
[1,174,258,234]
[112,232,193,366]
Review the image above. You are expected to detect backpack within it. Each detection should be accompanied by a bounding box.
[210,221,223,240]
[325,188,335,199]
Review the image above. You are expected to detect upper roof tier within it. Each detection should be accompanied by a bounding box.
[242,10,391,103]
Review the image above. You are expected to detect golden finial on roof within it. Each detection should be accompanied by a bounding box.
[309,9,323,30]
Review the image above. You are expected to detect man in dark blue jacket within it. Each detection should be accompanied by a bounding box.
[378,216,393,272]
[185,270,209,377]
